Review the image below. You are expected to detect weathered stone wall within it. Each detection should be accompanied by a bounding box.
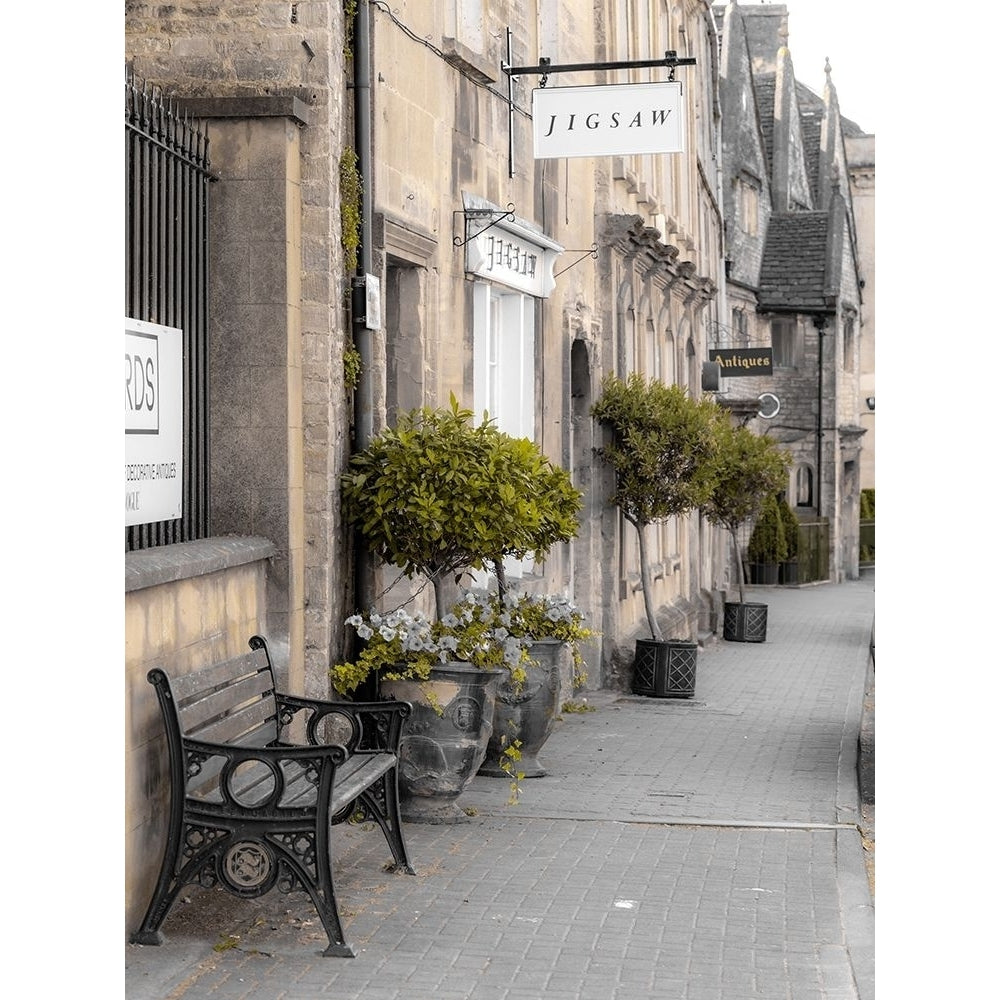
[125,2,353,693]
[124,538,273,936]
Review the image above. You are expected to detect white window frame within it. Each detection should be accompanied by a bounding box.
[473,281,536,580]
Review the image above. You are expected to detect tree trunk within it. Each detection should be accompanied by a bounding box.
[730,526,745,604]
[492,558,509,602]
[635,519,662,641]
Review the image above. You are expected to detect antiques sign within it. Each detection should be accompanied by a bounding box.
[708,348,773,377]
[532,81,685,159]
[125,318,183,526]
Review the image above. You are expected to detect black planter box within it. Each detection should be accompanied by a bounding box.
[749,562,779,585]
[779,560,799,585]
[632,639,698,698]
[723,601,768,642]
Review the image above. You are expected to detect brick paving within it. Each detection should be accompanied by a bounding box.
[125,578,875,999]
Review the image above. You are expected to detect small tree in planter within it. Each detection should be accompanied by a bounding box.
[701,417,790,642]
[591,374,719,696]
[777,495,800,584]
[746,492,787,584]
[336,395,585,818]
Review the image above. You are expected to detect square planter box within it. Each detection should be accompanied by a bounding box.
[632,639,698,698]
[723,601,768,643]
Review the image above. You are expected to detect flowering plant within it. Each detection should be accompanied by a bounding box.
[331,591,595,697]
[330,593,532,697]
[485,591,596,691]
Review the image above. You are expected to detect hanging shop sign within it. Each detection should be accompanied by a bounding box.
[708,347,773,377]
[125,317,184,526]
[532,81,685,159]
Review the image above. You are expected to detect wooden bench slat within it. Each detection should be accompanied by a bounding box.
[186,698,277,747]
[169,649,270,701]
[328,753,396,813]
[178,669,275,732]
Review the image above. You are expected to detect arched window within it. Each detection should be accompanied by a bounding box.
[795,465,814,508]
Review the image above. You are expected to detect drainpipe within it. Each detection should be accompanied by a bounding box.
[352,0,375,611]
[814,316,826,518]
[352,0,374,452]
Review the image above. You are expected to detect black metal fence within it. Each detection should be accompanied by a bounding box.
[126,67,213,551]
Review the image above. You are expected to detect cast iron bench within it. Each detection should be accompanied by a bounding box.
[130,635,414,957]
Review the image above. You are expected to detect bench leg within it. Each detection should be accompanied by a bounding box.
[301,824,358,956]
[355,770,416,876]
[130,822,189,946]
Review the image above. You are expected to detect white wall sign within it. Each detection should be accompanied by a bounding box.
[532,81,685,159]
[125,318,184,526]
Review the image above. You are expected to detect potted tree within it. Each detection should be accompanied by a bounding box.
[472,432,590,785]
[746,493,786,584]
[777,495,800,585]
[591,374,719,698]
[701,417,791,642]
[333,396,584,818]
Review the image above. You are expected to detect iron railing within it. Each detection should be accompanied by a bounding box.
[126,67,213,551]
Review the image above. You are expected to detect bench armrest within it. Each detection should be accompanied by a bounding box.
[275,693,411,753]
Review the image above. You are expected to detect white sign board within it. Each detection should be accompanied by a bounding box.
[125,318,184,526]
[532,81,685,159]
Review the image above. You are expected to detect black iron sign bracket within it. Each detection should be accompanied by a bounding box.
[501,28,697,177]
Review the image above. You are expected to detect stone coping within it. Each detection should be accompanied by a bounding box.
[125,536,276,593]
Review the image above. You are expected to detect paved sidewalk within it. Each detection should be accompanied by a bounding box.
[125,579,875,1000]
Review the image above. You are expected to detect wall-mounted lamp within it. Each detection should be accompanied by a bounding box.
[865,396,875,412]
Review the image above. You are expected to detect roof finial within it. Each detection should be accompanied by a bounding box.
[824,57,832,78]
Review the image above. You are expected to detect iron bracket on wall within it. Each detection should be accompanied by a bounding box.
[453,203,516,248]
[500,27,697,177]
[553,244,598,278]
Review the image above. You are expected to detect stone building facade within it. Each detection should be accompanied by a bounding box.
[713,1,872,581]
[124,0,873,933]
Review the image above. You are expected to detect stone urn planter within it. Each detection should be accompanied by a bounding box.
[479,638,563,779]
[381,661,501,823]
[632,638,698,698]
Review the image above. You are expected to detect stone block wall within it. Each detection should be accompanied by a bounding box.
[124,537,274,938]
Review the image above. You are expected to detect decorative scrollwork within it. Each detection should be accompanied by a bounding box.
[272,831,317,883]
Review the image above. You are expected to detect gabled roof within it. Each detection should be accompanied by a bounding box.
[757,212,834,313]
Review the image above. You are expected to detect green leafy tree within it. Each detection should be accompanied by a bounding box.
[701,417,791,604]
[777,495,800,561]
[341,395,581,619]
[747,493,788,564]
[592,374,719,641]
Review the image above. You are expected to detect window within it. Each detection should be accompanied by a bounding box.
[473,282,534,439]
[771,317,797,367]
[731,308,748,346]
[842,318,855,373]
[795,465,814,508]
[738,178,759,236]
[473,282,536,580]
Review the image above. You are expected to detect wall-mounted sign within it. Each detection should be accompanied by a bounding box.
[125,317,183,526]
[532,81,685,159]
[708,347,773,377]
[464,205,564,297]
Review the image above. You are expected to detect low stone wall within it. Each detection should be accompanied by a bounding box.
[124,536,275,937]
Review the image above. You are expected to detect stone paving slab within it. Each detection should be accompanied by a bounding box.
[125,580,875,1000]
